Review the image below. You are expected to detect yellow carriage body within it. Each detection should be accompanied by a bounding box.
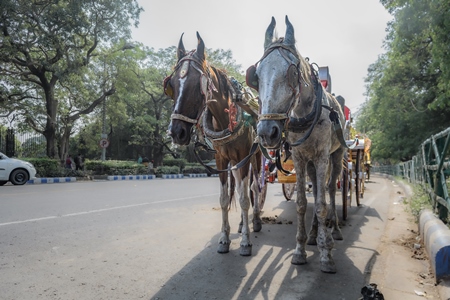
[277,155,296,183]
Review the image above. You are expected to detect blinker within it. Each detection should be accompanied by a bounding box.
[163,76,174,98]
[246,65,259,91]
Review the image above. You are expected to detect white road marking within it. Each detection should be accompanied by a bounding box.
[0,193,219,227]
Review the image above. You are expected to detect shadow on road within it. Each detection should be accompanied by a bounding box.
[150,180,385,300]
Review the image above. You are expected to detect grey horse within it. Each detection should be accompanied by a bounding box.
[249,16,346,273]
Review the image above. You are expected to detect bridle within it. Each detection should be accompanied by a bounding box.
[247,42,325,147]
[247,42,353,150]
[247,43,305,123]
[164,50,217,126]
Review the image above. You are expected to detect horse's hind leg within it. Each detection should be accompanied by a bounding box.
[217,175,231,253]
[328,148,345,241]
[316,159,336,273]
[292,165,308,265]
[306,161,318,245]
[234,169,252,256]
[251,155,262,232]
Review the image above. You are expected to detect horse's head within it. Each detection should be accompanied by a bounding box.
[165,32,211,145]
[248,16,313,149]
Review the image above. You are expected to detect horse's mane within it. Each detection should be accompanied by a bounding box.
[210,66,233,100]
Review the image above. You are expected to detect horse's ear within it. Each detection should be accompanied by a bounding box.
[196,31,206,61]
[177,33,186,62]
[264,17,276,50]
[284,16,295,46]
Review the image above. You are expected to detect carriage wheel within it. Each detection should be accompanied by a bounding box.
[355,149,361,207]
[341,157,348,220]
[282,183,296,201]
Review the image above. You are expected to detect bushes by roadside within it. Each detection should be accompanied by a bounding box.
[25,157,209,178]
[24,158,64,177]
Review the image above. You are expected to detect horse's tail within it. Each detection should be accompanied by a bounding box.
[229,172,235,210]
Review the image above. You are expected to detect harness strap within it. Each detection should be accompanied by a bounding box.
[259,113,288,121]
[171,113,198,124]
[321,105,358,150]
[193,140,260,175]
[274,149,294,176]
[289,74,324,147]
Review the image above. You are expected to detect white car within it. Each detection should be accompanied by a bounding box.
[0,152,37,185]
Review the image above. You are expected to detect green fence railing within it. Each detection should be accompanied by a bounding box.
[374,127,450,221]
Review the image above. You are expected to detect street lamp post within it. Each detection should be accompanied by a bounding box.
[100,43,135,161]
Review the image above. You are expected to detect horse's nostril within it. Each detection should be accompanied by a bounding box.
[179,128,186,141]
[269,126,279,140]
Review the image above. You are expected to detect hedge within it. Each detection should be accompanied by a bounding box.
[84,160,149,175]
[23,158,61,177]
[162,158,186,170]
[155,166,180,175]
[183,163,207,174]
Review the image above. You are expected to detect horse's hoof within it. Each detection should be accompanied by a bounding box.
[217,242,230,254]
[332,230,343,241]
[306,236,317,245]
[253,219,262,232]
[320,260,337,273]
[240,244,252,256]
[291,253,307,265]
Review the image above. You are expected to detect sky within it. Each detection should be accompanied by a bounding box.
[131,0,393,114]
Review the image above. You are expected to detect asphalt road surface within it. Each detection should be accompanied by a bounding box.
[0,175,394,300]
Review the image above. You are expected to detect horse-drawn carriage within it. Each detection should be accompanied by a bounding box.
[165,17,368,273]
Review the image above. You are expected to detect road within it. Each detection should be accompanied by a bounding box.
[0,175,394,300]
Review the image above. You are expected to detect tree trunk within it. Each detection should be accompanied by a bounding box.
[43,86,59,159]
[59,125,73,165]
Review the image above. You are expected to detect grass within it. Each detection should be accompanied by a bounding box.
[406,184,433,220]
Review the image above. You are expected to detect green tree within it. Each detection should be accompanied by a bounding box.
[0,0,142,159]
[357,0,450,163]
[72,45,245,164]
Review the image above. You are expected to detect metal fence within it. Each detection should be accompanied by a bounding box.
[0,127,46,158]
[374,127,450,221]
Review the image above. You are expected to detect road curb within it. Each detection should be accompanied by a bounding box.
[419,210,450,282]
[161,174,184,179]
[27,177,77,184]
[25,173,215,184]
[187,173,208,178]
[386,174,450,299]
[107,175,156,181]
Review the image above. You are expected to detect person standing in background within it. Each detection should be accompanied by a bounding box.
[65,155,73,169]
[75,153,83,170]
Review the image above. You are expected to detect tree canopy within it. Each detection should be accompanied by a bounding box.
[356,0,450,163]
[0,0,142,159]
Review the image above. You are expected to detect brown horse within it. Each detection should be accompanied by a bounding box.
[165,32,262,256]
[248,16,346,273]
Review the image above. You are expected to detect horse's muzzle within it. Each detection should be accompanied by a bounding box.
[168,120,192,146]
[257,120,283,149]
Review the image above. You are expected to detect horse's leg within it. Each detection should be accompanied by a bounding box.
[233,168,252,256]
[291,161,308,265]
[328,148,345,241]
[306,161,318,245]
[315,158,336,273]
[238,217,243,234]
[217,172,231,253]
[251,152,262,232]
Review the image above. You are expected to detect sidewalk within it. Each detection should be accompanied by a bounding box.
[368,175,447,299]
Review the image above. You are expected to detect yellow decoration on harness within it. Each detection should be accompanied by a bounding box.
[179,61,189,78]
